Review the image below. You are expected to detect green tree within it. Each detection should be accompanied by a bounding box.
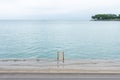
[92,14,118,20]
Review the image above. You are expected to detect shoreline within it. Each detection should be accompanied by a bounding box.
[91,20,120,21]
[0,59,120,73]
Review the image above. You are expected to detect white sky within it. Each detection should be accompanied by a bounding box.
[0,0,120,20]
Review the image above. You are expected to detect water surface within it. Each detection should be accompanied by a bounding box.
[0,20,120,59]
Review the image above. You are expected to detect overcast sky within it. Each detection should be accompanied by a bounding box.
[0,0,120,20]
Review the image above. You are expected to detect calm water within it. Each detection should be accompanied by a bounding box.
[0,20,120,59]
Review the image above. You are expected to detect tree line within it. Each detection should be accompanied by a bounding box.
[92,14,120,20]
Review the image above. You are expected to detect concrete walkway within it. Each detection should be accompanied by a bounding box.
[0,73,120,80]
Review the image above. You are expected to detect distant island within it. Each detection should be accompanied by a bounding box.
[91,14,120,21]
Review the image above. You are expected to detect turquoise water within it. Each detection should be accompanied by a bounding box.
[0,20,120,59]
